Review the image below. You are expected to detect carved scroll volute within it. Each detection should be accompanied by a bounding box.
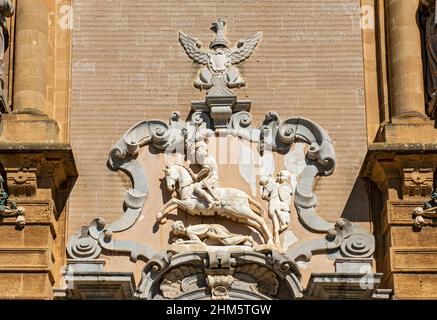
[191,111,213,129]
[260,112,281,152]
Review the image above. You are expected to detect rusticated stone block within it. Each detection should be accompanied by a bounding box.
[386,200,425,227]
[0,273,22,297]
[391,248,437,272]
[393,274,437,299]
[0,225,24,247]
[0,114,61,144]
[21,273,53,299]
[0,200,55,228]
[23,226,54,248]
[0,248,53,270]
[0,272,53,299]
[390,226,437,247]
[15,200,53,222]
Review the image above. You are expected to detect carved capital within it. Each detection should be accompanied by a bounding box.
[402,168,434,198]
[7,168,37,198]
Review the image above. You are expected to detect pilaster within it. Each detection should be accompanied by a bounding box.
[0,143,77,299]
[363,143,437,299]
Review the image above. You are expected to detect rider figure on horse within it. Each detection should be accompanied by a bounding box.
[185,140,220,208]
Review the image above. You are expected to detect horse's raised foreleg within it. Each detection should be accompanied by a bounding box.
[158,200,172,212]
[162,203,178,216]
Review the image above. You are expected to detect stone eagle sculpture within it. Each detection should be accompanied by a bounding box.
[179,19,262,96]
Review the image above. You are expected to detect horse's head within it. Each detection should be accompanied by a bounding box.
[163,164,180,192]
[260,175,276,200]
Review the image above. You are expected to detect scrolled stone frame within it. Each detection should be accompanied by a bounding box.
[259,114,374,264]
[66,117,184,262]
[66,109,376,298]
[64,18,381,299]
[225,111,375,263]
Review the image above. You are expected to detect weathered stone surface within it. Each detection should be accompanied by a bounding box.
[0,248,53,270]
[0,113,61,143]
[393,274,437,299]
[391,248,437,272]
[306,273,383,300]
[386,200,426,227]
[0,273,53,299]
[391,226,437,247]
[66,272,136,300]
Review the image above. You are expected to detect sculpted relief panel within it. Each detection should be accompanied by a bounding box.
[66,20,377,300]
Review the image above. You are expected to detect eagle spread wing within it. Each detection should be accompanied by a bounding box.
[230,32,262,64]
[178,31,209,65]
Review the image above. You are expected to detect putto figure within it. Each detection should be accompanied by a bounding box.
[171,220,255,247]
[179,19,262,96]
[0,0,14,113]
[260,170,293,245]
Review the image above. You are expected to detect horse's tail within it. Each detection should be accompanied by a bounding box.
[248,197,268,221]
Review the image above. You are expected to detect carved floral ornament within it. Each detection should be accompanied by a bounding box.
[66,20,376,300]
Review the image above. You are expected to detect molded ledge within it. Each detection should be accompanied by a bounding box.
[0,113,61,143]
[384,121,436,144]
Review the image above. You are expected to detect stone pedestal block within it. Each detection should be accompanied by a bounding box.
[0,111,60,143]
[306,273,384,300]
[385,122,437,144]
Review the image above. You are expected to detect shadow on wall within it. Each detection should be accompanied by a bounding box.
[340,177,371,223]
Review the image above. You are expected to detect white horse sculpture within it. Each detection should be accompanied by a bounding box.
[156,164,274,245]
